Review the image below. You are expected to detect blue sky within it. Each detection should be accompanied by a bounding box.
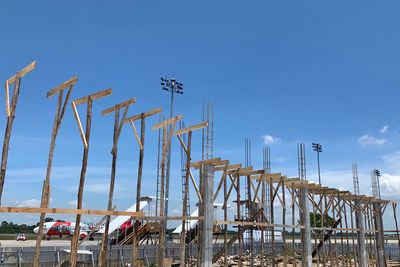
[1,1,400,227]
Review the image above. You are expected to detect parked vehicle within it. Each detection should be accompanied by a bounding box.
[16,233,27,241]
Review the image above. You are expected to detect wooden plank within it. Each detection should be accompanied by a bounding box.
[285,179,309,188]
[129,120,143,150]
[177,135,190,159]
[151,115,183,130]
[123,107,163,123]
[0,206,144,217]
[101,98,136,116]
[193,159,230,170]
[225,166,252,175]
[237,169,264,176]
[213,160,230,168]
[74,88,112,105]
[71,101,88,148]
[175,121,208,135]
[189,170,203,203]
[250,173,282,182]
[214,164,241,172]
[190,157,222,168]
[46,76,78,98]
[7,61,37,85]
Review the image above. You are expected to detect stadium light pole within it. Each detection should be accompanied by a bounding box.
[373,169,381,199]
[312,143,322,185]
[160,77,183,219]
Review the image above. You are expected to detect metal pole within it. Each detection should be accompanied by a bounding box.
[376,174,381,199]
[317,150,321,185]
[165,88,174,222]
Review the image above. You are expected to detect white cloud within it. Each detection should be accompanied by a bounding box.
[9,198,41,207]
[380,173,400,197]
[261,135,282,145]
[358,134,386,146]
[382,151,400,171]
[380,125,390,134]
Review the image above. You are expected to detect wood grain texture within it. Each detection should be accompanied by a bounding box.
[46,76,78,98]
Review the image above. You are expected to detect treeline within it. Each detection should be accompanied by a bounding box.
[0,221,37,234]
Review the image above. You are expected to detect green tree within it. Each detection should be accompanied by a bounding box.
[309,212,335,236]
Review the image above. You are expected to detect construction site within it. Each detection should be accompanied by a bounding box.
[0,62,399,267]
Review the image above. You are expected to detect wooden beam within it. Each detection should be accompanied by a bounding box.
[189,170,203,203]
[101,98,136,116]
[151,115,183,130]
[237,169,264,176]
[71,101,88,148]
[190,158,222,168]
[74,88,112,105]
[192,160,229,169]
[225,166,252,175]
[46,76,78,98]
[175,121,208,135]
[6,61,37,85]
[285,178,309,186]
[214,160,230,168]
[250,173,283,183]
[214,164,241,172]
[123,107,163,123]
[0,206,144,217]
[129,120,143,150]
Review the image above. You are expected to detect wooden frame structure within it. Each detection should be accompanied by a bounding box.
[98,98,136,266]
[0,61,37,204]
[69,88,112,267]
[0,62,398,267]
[33,76,77,267]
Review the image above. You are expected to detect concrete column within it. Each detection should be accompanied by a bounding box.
[373,202,387,267]
[200,164,214,267]
[355,199,368,267]
[299,187,312,267]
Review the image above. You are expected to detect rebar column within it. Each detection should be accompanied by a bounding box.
[355,199,367,267]
[199,164,214,267]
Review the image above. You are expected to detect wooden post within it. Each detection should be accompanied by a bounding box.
[174,122,207,267]
[98,98,136,267]
[179,131,191,267]
[223,170,228,267]
[0,61,36,204]
[392,203,400,247]
[133,115,146,267]
[32,76,77,267]
[270,177,276,267]
[121,107,162,266]
[69,88,112,267]
[152,115,182,267]
[373,202,387,267]
[236,171,242,267]
[282,179,287,267]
